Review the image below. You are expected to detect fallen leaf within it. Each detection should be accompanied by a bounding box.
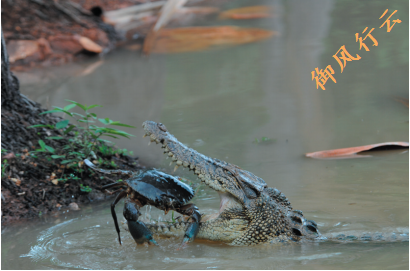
[74,35,103,53]
[150,26,275,54]
[7,40,40,63]
[51,179,59,185]
[11,178,21,186]
[219,6,272,20]
[306,142,409,159]
[2,152,15,160]
[394,96,409,108]
[178,7,219,15]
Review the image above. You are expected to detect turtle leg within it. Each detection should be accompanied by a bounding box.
[175,203,201,247]
[123,199,158,245]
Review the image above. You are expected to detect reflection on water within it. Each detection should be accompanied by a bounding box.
[3,0,408,269]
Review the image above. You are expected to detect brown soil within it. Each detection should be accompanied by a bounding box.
[1,0,151,225]
[1,82,145,225]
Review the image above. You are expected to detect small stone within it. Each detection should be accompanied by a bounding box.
[56,203,62,208]
[68,202,80,211]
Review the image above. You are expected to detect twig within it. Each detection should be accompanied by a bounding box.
[53,0,88,27]
[105,1,165,19]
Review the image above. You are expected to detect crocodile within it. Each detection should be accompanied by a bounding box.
[140,121,320,245]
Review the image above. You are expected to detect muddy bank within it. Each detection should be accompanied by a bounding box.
[1,0,156,71]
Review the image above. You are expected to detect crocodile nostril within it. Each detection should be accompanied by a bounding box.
[306,225,318,233]
[291,216,303,224]
[292,228,302,236]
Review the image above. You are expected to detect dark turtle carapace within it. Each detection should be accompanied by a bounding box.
[84,159,201,246]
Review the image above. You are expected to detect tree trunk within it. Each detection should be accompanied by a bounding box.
[1,30,65,153]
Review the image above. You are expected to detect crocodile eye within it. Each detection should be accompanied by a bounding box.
[158,123,167,132]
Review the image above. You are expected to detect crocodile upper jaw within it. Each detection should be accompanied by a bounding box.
[142,121,247,222]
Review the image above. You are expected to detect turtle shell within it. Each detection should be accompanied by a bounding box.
[126,169,194,205]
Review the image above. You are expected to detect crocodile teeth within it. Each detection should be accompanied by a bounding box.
[190,164,195,170]
[172,156,177,161]
[198,174,204,179]
[168,152,173,157]
[150,137,156,142]
[183,162,189,167]
[143,134,147,138]
[195,169,200,174]
[176,160,183,166]
[174,165,179,172]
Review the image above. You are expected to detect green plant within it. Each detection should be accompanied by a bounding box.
[1,159,9,178]
[28,100,136,189]
[29,100,135,167]
[79,184,92,193]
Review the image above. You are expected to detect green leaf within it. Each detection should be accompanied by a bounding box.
[86,104,102,110]
[89,113,97,119]
[64,104,76,111]
[45,145,55,153]
[38,140,46,149]
[66,100,87,111]
[56,120,70,129]
[109,122,136,128]
[101,134,118,139]
[78,119,94,123]
[46,136,64,140]
[98,118,111,125]
[61,160,75,164]
[64,125,76,134]
[97,138,113,144]
[28,124,53,129]
[51,155,66,159]
[39,109,64,115]
[71,112,85,118]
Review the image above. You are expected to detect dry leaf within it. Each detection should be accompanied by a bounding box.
[394,96,409,108]
[219,6,272,20]
[7,40,40,63]
[11,178,21,186]
[150,26,275,54]
[51,179,59,185]
[306,142,409,159]
[74,35,103,53]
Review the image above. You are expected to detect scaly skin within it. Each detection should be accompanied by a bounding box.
[141,121,320,245]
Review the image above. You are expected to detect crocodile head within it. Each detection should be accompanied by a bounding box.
[142,121,320,245]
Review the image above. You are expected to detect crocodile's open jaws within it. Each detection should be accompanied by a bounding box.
[141,121,320,245]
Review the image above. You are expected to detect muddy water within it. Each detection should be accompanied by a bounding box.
[3,0,409,269]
